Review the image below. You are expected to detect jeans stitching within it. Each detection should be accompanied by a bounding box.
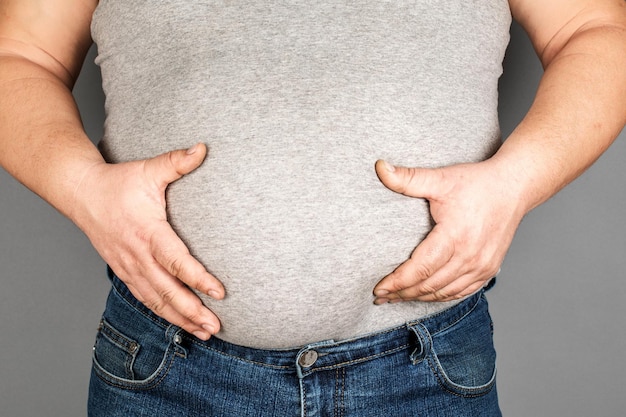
[334,368,346,417]
[185,337,294,370]
[334,369,339,417]
[410,305,496,398]
[302,381,307,417]
[186,338,409,374]
[97,319,138,379]
[339,367,346,417]
[307,344,410,374]
[427,356,497,398]
[92,343,179,391]
[428,319,497,397]
[427,293,482,337]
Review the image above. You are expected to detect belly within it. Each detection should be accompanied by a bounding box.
[166,132,438,348]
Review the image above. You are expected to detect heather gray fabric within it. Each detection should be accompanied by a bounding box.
[91,0,511,348]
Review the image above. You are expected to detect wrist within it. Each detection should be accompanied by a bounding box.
[487,139,558,216]
[66,159,109,230]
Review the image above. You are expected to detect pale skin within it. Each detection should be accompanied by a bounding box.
[1,1,625,340]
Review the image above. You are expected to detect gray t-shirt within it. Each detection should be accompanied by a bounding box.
[91,0,511,349]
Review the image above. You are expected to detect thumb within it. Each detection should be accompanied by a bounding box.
[147,143,208,188]
[375,159,443,200]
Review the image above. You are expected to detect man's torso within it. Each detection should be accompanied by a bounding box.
[92,0,511,348]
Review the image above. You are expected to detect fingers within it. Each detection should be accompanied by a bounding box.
[373,227,501,303]
[374,258,496,304]
[126,222,225,340]
[150,223,225,300]
[413,275,489,302]
[145,142,208,188]
[373,225,453,299]
[121,261,221,341]
[111,222,224,340]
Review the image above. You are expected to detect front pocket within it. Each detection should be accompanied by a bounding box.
[92,316,183,390]
[427,295,497,397]
[93,318,140,380]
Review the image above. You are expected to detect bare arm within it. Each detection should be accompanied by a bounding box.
[497,0,626,211]
[0,0,224,339]
[373,0,626,303]
[0,0,102,213]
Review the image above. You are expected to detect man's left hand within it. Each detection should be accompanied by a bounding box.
[373,158,525,303]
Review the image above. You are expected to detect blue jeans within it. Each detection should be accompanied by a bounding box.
[88,269,501,416]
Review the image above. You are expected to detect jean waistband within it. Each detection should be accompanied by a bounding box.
[107,266,485,375]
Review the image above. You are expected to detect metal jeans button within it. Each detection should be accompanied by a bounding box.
[298,350,319,367]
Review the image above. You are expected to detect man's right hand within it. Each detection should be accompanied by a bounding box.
[71,143,224,341]
[0,1,223,341]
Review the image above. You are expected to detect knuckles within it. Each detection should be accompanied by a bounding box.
[144,296,166,316]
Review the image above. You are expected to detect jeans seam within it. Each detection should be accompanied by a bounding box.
[97,319,139,379]
[428,293,482,337]
[187,341,404,372]
[427,355,497,398]
[410,300,496,398]
[305,344,410,375]
[186,337,294,370]
[334,367,345,417]
[92,344,179,391]
[302,380,307,417]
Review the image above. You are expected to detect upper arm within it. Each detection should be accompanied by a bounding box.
[509,0,626,66]
[0,0,99,87]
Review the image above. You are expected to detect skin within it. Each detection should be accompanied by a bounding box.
[1,0,626,340]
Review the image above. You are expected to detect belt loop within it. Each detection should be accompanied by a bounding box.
[166,325,188,358]
[408,322,431,365]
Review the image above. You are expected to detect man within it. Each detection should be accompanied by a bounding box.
[1,0,625,416]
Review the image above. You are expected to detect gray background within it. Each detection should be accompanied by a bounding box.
[1,22,624,416]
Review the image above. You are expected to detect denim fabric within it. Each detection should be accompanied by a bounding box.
[88,268,500,416]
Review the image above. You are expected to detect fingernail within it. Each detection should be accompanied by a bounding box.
[192,331,210,340]
[186,143,200,155]
[202,324,215,334]
[381,160,395,173]
[208,290,221,299]
[374,298,389,305]
[375,289,390,297]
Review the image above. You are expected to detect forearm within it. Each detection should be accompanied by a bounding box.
[0,55,104,220]
[492,23,626,214]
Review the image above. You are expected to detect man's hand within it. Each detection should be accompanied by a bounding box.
[72,143,224,340]
[373,158,526,304]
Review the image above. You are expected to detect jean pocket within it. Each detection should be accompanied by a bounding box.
[92,291,187,390]
[414,294,497,398]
